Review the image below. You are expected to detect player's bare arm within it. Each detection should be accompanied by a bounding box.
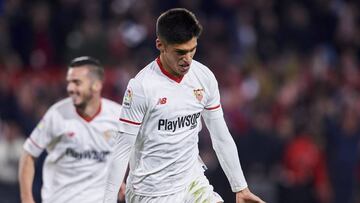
[19,151,36,203]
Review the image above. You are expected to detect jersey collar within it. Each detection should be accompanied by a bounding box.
[156,57,184,83]
[76,101,102,122]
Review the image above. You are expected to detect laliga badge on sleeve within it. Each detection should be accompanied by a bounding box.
[123,88,133,108]
[37,119,45,130]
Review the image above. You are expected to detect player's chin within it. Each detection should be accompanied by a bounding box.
[73,101,85,109]
[178,68,189,75]
[70,97,82,106]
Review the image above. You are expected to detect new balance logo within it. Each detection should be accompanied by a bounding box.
[157,97,167,105]
[66,132,75,137]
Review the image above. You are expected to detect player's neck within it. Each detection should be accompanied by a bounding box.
[158,55,182,79]
[76,97,102,120]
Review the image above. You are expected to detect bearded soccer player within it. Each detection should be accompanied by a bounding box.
[18,57,130,203]
[104,8,265,203]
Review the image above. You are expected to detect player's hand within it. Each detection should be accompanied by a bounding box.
[236,187,265,203]
[21,198,36,203]
[117,182,126,202]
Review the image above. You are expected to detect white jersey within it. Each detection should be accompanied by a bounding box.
[23,98,122,203]
[119,58,223,196]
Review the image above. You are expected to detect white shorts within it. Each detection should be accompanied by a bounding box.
[125,173,223,203]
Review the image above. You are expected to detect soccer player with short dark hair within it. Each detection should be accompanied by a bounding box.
[105,8,265,203]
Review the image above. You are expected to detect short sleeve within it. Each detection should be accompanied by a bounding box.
[118,79,147,135]
[23,109,60,157]
[203,73,223,120]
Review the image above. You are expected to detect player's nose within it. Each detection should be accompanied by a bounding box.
[183,52,193,63]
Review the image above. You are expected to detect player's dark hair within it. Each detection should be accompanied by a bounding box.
[68,56,104,81]
[156,8,202,44]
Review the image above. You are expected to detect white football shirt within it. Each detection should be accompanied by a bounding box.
[119,58,223,196]
[23,98,122,203]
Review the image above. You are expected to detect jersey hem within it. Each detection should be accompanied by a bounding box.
[128,185,185,197]
[119,118,141,125]
[205,104,221,110]
[29,137,43,149]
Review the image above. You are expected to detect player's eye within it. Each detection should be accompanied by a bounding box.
[68,80,81,86]
[176,50,187,55]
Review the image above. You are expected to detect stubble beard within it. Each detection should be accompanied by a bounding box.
[73,90,93,111]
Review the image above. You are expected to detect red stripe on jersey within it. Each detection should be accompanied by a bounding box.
[29,137,43,149]
[119,118,142,125]
[156,57,184,83]
[205,104,221,110]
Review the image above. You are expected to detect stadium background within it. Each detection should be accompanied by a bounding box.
[0,0,360,202]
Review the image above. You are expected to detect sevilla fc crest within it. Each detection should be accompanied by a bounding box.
[193,88,204,102]
[103,130,115,142]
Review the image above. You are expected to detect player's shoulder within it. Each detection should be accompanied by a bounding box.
[49,98,73,112]
[191,59,217,80]
[133,60,158,82]
[129,60,159,91]
[101,98,122,109]
[45,98,73,118]
[101,98,122,116]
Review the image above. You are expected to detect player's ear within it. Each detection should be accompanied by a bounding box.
[92,80,102,92]
[156,38,165,53]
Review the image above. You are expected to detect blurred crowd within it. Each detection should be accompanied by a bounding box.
[0,0,360,203]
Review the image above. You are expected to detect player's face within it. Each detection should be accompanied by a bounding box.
[66,66,95,108]
[158,37,197,77]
